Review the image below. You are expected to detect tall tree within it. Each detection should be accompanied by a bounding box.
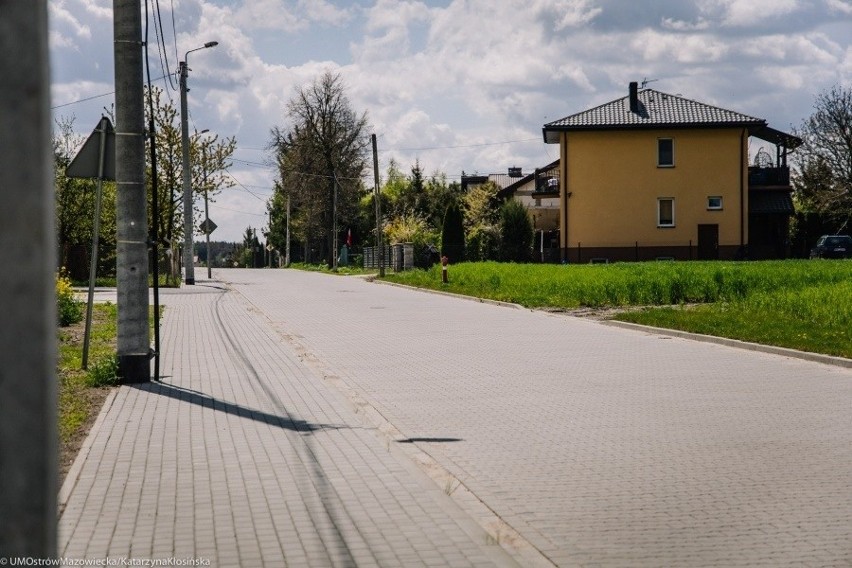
[270,71,370,267]
[793,85,852,234]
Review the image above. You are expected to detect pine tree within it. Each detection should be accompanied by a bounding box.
[500,200,533,262]
[441,201,465,263]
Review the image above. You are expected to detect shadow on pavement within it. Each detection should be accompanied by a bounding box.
[131,380,348,434]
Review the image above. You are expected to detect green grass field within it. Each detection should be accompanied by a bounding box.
[384,260,852,358]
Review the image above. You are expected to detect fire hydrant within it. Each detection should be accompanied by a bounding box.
[441,255,449,284]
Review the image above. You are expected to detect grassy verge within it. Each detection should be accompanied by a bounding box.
[58,302,119,479]
[72,274,180,287]
[288,262,378,276]
[617,281,852,358]
[384,260,852,358]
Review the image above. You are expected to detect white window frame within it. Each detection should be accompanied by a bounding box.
[657,138,674,167]
[707,196,723,210]
[657,197,675,227]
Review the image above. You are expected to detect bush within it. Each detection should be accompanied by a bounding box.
[441,201,466,263]
[57,269,83,326]
[86,353,120,387]
[466,223,501,261]
[500,201,533,262]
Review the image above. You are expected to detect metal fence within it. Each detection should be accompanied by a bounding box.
[362,244,414,271]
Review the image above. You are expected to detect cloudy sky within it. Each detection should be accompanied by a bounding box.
[49,0,852,242]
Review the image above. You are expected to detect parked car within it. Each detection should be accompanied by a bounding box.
[809,235,852,259]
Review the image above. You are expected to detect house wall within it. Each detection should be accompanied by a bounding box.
[511,183,560,231]
[559,128,748,260]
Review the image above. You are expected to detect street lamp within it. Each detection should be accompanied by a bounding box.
[180,40,218,285]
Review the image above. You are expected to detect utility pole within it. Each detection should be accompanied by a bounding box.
[179,41,217,285]
[285,194,291,267]
[0,1,56,557]
[372,134,385,277]
[203,144,212,279]
[114,0,150,382]
[179,60,195,284]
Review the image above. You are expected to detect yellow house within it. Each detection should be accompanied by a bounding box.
[543,83,801,262]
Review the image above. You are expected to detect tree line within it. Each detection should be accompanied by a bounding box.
[265,73,851,267]
[55,75,850,280]
[54,86,235,282]
[265,71,534,268]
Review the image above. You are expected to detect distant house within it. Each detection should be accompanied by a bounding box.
[542,82,801,262]
[496,161,561,262]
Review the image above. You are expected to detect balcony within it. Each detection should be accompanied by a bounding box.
[748,166,790,188]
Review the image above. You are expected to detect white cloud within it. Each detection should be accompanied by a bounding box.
[661,17,711,31]
[48,0,852,242]
[825,0,852,15]
[706,0,802,27]
[49,1,93,42]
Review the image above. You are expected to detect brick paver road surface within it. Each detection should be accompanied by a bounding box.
[223,268,852,567]
[60,268,852,567]
[58,281,518,567]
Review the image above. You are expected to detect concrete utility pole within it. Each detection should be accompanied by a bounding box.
[203,146,212,279]
[0,0,57,556]
[114,0,150,382]
[179,41,217,285]
[285,194,291,267]
[372,134,385,277]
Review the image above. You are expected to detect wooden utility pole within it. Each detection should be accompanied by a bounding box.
[0,0,57,556]
[114,0,151,382]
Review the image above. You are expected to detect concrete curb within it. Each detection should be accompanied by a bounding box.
[368,277,526,310]
[600,319,852,369]
[370,277,852,370]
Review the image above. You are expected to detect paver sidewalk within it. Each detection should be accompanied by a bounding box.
[226,268,852,568]
[58,282,519,567]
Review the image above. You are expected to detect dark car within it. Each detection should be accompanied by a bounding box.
[810,235,852,259]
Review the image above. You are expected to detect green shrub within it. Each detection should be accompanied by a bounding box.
[441,201,466,263]
[466,223,501,261]
[499,200,533,262]
[57,270,83,326]
[86,353,120,387]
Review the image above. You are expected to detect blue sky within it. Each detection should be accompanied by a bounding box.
[49,0,852,242]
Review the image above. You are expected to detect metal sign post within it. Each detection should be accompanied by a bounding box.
[67,117,115,369]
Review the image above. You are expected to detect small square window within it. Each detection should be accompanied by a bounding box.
[707,196,723,210]
[657,198,675,227]
[658,138,674,167]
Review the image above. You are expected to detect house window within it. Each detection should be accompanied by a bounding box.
[658,138,674,167]
[707,196,723,210]
[657,198,675,227]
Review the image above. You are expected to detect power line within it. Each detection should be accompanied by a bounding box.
[210,202,266,217]
[383,137,540,152]
[51,73,171,110]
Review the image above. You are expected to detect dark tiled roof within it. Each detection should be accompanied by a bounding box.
[749,191,794,215]
[544,89,765,140]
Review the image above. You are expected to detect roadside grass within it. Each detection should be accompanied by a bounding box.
[58,302,118,447]
[288,262,377,276]
[383,260,852,358]
[72,274,180,287]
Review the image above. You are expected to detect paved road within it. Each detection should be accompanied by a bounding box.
[59,279,518,567]
[59,268,852,567]
[222,268,852,567]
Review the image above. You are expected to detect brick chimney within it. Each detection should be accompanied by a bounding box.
[629,81,639,113]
